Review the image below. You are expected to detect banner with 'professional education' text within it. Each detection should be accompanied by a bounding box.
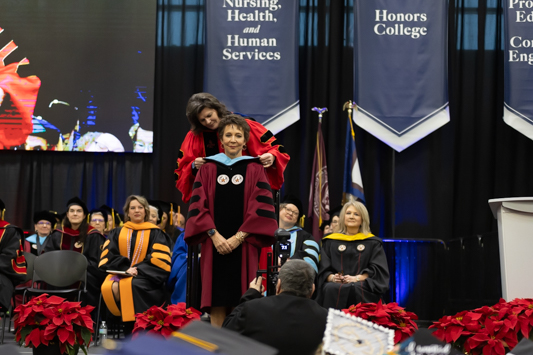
[504,0,533,140]
[204,0,299,134]
[353,0,449,152]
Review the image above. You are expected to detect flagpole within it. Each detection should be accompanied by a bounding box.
[311,107,327,228]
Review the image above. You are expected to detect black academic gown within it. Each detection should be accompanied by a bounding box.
[44,226,107,309]
[289,228,320,273]
[0,221,26,309]
[317,233,390,309]
[99,222,172,322]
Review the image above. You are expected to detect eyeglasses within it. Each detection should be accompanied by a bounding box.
[91,219,105,223]
[283,207,299,216]
[36,222,51,226]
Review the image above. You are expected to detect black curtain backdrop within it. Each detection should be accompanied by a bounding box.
[1,0,530,238]
[0,0,531,311]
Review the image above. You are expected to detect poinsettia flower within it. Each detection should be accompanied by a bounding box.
[14,294,94,352]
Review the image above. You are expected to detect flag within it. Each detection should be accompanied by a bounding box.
[343,116,365,203]
[308,121,330,240]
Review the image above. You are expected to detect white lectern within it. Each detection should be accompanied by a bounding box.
[489,197,533,300]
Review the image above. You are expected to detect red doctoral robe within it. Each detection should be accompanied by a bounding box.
[174,119,290,202]
[184,157,277,310]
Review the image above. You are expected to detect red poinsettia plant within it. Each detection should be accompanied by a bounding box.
[14,293,94,355]
[429,298,533,355]
[342,300,419,344]
[132,302,201,338]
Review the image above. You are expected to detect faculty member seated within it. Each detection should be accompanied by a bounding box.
[222,259,327,355]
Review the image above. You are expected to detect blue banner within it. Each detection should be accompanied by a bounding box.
[204,0,299,134]
[504,0,533,140]
[353,0,449,152]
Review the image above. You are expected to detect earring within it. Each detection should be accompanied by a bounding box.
[243,144,247,150]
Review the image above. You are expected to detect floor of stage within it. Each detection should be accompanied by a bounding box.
[0,320,114,355]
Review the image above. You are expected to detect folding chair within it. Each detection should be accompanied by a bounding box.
[23,250,88,303]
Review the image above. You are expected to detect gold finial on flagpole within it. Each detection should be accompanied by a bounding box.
[343,101,357,140]
[343,100,354,113]
[311,107,328,123]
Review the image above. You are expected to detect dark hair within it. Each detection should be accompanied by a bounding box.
[279,259,315,298]
[123,195,150,223]
[186,93,231,134]
[217,114,251,143]
[63,214,89,244]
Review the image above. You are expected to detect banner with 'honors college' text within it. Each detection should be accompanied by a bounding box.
[504,0,533,141]
[353,0,449,152]
[205,0,299,134]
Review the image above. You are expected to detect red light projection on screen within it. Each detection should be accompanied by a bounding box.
[0,29,41,149]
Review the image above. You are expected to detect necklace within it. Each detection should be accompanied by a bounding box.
[126,229,145,267]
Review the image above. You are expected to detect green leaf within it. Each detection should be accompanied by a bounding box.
[19,326,33,345]
[80,327,91,347]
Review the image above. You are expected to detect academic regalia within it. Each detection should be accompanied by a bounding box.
[174,119,290,203]
[24,234,50,256]
[184,154,278,311]
[167,231,188,304]
[99,221,172,322]
[0,221,26,309]
[317,232,389,309]
[285,227,320,273]
[44,225,107,308]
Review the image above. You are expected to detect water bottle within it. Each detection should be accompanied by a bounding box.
[99,321,108,341]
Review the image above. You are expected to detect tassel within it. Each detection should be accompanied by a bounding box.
[169,203,174,226]
[299,214,305,228]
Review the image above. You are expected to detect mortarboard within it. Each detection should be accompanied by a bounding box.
[158,200,175,226]
[281,194,303,216]
[396,328,462,355]
[102,321,278,355]
[33,210,57,226]
[66,197,88,215]
[178,320,278,355]
[322,309,394,355]
[99,204,122,228]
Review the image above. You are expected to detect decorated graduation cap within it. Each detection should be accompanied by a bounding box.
[33,210,57,226]
[395,328,462,355]
[322,309,394,355]
[66,197,88,215]
[509,338,533,355]
[102,321,277,355]
[0,198,5,220]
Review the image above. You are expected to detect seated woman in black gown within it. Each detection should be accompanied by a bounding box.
[44,197,106,309]
[185,114,278,327]
[99,195,172,326]
[317,201,390,309]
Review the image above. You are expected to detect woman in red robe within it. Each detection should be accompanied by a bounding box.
[185,114,278,327]
[174,92,290,202]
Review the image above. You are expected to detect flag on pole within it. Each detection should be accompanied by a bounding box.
[343,103,365,203]
[308,108,330,240]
